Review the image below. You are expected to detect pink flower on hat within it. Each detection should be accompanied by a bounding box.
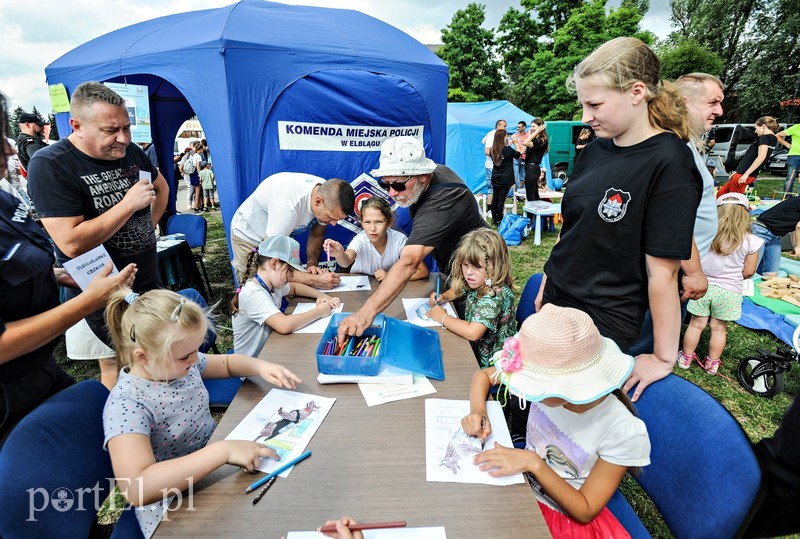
[497,336,522,374]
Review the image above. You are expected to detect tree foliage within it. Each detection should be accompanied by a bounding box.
[657,39,724,81]
[668,0,800,121]
[9,107,24,140]
[436,3,503,102]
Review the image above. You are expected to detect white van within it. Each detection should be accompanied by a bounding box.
[173,119,204,154]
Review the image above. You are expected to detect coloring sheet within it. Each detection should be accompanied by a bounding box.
[402,298,457,327]
[359,373,436,406]
[287,528,446,539]
[226,389,335,475]
[291,302,344,333]
[318,275,371,293]
[425,399,524,486]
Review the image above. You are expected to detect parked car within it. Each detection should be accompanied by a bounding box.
[764,147,789,175]
[546,120,591,180]
[708,122,787,171]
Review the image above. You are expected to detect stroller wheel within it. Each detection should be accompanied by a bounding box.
[737,357,784,398]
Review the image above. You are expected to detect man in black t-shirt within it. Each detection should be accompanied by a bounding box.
[27,82,169,383]
[338,136,487,338]
[753,196,800,275]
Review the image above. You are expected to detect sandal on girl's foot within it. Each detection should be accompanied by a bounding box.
[699,355,721,375]
[677,350,697,370]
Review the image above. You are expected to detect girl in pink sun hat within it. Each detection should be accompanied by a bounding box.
[462,304,650,538]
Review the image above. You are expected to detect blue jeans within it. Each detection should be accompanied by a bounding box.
[785,155,800,193]
[484,168,493,194]
[752,221,783,275]
[513,159,525,185]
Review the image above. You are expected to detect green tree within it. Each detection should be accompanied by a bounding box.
[514,0,652,119]
[437,3,503,102]
[47,113,59,141]
[657,38,724,81]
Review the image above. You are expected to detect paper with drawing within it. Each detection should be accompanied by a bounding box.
[226,389,335,475]
[318,275,371,292]
[291,302,344,333]
[402,298,457,327]
[425,399,523,486]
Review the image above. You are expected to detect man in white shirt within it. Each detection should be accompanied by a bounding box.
[230,173,354,289]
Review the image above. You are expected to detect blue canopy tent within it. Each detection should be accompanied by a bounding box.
[446,100,552,194]
[44,0,448,259]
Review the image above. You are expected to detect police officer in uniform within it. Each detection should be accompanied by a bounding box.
[15,112,48,176]
[0,93,135,441]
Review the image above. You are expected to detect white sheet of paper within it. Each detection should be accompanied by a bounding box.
[425,399,524,486]
[156,238,183,252]
[318,363,413,385]
[318,275,371,292]
[62,244,118,290]
[287,528,446,539]
[402,298,457,327]
[743,278,754,297]
[291,302,344,333]
[139,170,152,183]
[225,389,335,474]
[359,373,436,406]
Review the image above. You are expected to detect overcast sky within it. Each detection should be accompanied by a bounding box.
[0,0,674,115]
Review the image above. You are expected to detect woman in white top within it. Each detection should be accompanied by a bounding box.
[324,197,428,282]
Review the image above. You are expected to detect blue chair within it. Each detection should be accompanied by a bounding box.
[516,273,543,328]
[176,288,242,409]
[627,374,765,539]
[166,214,212,299]
[0,380,142,538]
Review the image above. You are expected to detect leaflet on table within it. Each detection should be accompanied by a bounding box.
[317,275,371,292]
[359,373,436,406]
[225,389,335,475]
[317,363,413,385]
[402,298,457,327]
[287,527,446,539]
[292,302,344,333]
[62,244,118,290]
[425,399,524,486]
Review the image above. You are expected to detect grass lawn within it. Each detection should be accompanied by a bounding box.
[56,178,798,537]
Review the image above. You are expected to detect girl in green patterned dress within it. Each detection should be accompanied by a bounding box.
[428,229,516,367]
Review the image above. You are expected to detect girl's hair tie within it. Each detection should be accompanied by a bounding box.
[235,287,241,294]
[124,292,140,304]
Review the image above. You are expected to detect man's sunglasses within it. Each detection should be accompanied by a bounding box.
[377,176,413,193]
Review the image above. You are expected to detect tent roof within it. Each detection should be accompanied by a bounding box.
[47,1,446,78]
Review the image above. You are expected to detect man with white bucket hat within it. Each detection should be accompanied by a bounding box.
[338,136,487,338]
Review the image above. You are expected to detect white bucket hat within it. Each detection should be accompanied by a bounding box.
[494,304,634,405]
[369,136,436,178]
[716,192,750,208]
[257,235,306,273]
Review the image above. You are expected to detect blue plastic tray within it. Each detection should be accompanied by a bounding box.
[316,313,444,380]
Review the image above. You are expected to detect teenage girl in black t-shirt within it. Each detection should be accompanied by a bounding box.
[536,37,701,402]
[522,119,549,201]
[717,116,779,197]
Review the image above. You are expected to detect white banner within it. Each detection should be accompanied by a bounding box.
[278,121,423,152]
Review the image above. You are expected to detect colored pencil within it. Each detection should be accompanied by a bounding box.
[318,521,407,533]
[245,450,312,493]
[251,476,276,505]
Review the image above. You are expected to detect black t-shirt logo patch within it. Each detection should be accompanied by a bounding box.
[597,188,631,223]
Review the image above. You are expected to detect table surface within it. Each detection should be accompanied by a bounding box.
[154,275,549,538]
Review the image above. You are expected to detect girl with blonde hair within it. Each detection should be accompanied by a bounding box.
[679,193,763,374]
[535,37,703,400]
[103,288,300,535]
[428,228,516,368]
